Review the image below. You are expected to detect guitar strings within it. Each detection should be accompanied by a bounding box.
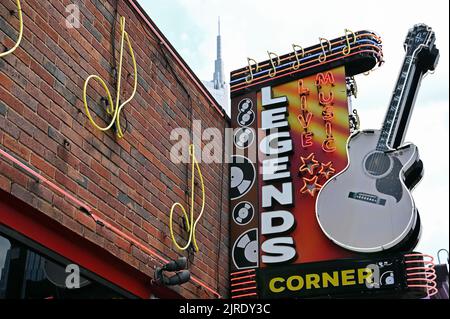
[371,51,416,175]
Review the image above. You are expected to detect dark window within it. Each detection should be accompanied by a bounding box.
[0,235,11,298]
[0,226,135,299]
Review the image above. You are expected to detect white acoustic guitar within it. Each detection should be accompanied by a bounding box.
[316,24,439,253]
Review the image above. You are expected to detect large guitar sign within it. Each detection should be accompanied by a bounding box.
[316,24,440,253]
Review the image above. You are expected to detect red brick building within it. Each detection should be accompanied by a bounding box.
[0,0,229,299]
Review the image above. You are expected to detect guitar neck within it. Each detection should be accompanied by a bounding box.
[390,63,425,148]
[376,52,427,151]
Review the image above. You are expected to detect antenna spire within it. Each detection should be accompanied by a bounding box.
[213,16,224,89]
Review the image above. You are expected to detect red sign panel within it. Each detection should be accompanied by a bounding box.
[256,67,355,266]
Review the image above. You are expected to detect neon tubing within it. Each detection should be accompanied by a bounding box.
[169,144,205,252]
[231,286,257,293]
[230,269,255,276]
[231,48,382,93]
[231,32,382,78]
[230,274,256,281]
[231,292,257,299]
[404,253,435,260]
[230,280,257,287]
[82,16,137,139]
[231,43,382,90]
[0,0,23,58]
[231,40,380,84]
[0,147,221,298]
[404,253,438,297]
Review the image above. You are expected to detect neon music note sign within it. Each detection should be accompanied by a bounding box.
[169,144,205,252]
[82,16,137,139]
[0,0,23,59]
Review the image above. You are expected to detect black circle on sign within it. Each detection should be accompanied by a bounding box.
[232,228,258,269]
[238,98,253,112]
[230,155,255,200]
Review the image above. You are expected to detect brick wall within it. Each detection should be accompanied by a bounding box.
[0,0,229,298]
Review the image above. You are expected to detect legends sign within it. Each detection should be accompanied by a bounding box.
[229,31,388,299]
[259,87,295,265]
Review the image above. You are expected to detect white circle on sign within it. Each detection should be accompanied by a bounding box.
[234,127,255,149]
[232,201,255,226]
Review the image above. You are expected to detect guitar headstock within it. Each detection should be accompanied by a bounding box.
[404,24,434,53]
[404,23,439,71]
[404,24,439,71]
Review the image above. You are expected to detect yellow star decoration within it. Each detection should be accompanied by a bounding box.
[299,153,320,175]
[300,176,323,197]
[319,161,336,180]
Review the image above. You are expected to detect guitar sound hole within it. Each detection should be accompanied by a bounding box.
[364,152,392,177]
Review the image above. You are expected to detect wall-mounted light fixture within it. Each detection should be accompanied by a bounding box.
[153,257,191,286]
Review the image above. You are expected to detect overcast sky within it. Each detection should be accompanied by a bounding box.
[139,0,449,262]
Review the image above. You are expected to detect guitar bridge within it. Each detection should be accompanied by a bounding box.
[348,192,386,206]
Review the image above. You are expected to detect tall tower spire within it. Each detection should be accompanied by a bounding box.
[213,16,224,89]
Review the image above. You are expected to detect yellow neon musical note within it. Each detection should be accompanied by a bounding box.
[343,29,356,55]
[245,57,260,84]
[82,16,137,139]
[0,0,23,58]
[267,51,280,78]
[169,144,205,252]
[292,44,305,70]
[318,37,331,63]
